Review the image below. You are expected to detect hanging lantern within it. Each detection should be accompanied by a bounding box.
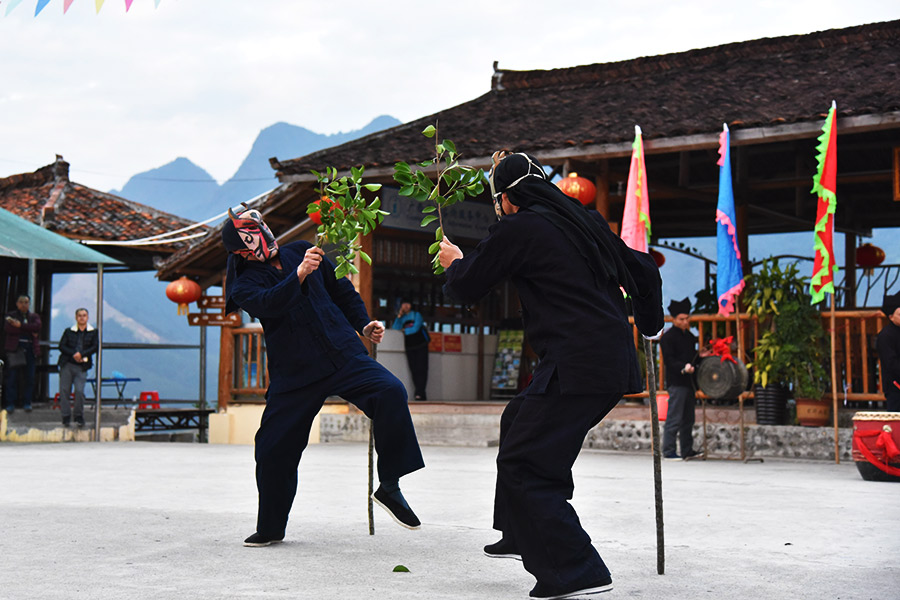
[556,173,597,206]
[166,276,202,315]
[308,197,334,226]
[649,248,666,268]
[856,243,885,276]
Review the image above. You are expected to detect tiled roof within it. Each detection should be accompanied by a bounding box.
[273,19,900,176]
[0,158,197,262]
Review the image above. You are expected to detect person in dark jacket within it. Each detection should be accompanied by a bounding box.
[438,152,664,600]
[57,308,99,426]
[659,298,704,460]
[877,291,900,412]
[222,207,425,547]
[4,294,42,413]
[391,299,430,401]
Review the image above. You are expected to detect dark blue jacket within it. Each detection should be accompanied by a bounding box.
[444,209,663,397]
[228,241,371,393]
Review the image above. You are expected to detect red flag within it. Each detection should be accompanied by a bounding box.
[621,125,650,252]
[810,102,838,304]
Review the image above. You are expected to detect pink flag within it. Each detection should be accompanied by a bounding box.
[125,0,134,11]
[620,125,651,253]
[64,0,76,13]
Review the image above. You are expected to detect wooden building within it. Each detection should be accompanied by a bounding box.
[158,20,900,413]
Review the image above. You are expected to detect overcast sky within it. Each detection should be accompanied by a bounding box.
[2,0,898,191]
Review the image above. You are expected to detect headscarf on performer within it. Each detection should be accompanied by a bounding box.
[488,151,641,296]
[882,292,900,318]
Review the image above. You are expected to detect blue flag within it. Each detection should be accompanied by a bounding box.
[715,124,745,315]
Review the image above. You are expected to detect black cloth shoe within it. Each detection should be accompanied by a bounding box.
[682,449,704,460]
[663,453,681,461]
[75,417,85,427]
[372,485,421,530]
[62,416,71,426]
[243,532,283,547]
[483,537,522,560]
[529,575,613,599]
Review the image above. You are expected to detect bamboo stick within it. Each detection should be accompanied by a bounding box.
[643,337,665,575]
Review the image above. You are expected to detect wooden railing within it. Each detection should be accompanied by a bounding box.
[630,311,889,404]
[229,312,890,404]
[232,326,268,395]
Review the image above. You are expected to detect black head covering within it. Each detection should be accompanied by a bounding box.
[668,297,691,317]
[882,291,900,318]
[491,152,639,293]
[222,220,245,315]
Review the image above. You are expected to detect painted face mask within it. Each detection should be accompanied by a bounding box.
[225,206,279,261]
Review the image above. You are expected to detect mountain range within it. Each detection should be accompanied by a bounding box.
[51,116,402,402]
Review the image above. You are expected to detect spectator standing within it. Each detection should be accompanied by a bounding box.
[391,299,430,401]
[659,297,704,460]
[3,294,42,413]
[57,308,98,426]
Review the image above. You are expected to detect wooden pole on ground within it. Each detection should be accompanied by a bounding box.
[643,337,665,575]
[831,293,840,464]
[368,342,377,535]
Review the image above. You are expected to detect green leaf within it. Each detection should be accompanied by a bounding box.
[399,185,416,196]
[420,215,438,227]
[435,226,442,241]
[422,125,436,138]
[392,565,410,573]
[394,161,410,173]
[443,139,456,154]
[422,205,436,213]
[363,183,382,192]
[428,241,441,254]
[307,203,321,214]
[436,144,445,154]
[351,166,361,180]
[418,160,433,168]
[360,251,372,265]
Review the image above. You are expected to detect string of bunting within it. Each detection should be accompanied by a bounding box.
[3,0,163,16]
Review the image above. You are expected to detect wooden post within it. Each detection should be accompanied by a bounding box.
[831,294,840,464]
[594,160,610,220]
[643,337,665,575]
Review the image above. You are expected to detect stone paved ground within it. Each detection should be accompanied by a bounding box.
[0,441,896,599]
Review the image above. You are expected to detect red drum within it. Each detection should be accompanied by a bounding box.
[851,411,900,482]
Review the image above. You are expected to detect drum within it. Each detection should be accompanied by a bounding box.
[696,356,749,400]
[851,411,900,482]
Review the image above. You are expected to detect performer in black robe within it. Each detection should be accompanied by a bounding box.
[659,297,702,460]
[439,152,664,599]
[877,292,900,412]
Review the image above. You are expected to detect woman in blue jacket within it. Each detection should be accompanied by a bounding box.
[391,299,430,401]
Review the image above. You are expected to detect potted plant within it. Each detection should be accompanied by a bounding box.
[745,258,830,425]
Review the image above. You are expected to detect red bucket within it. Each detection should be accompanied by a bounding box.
[656,392,668,422]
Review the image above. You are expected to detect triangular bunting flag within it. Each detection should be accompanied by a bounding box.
[95,0,105,13]
[155,0,162,7]
[64,0,76,14]
[125,0,133,11]
[809,101,838,304]
[5,0,25,16]
[715,123,745,315]
[35,0,52,16]
[621,125,651,253]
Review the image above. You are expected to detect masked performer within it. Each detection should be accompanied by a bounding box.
[877,291,900,412]
[222,206,425,546]
[438,153,663,599]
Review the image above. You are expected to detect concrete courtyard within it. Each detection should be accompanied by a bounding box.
[0,441,896,599]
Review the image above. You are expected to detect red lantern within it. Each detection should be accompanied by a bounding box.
[308,197,334,226]
[556,173,597,206]
[166,276,202,315]
[649,248,666,268]
[855,243,885,270]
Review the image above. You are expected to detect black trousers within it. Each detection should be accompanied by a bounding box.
[254,354,425,539]
[492,376,620,588]
[403,339,429,399]
[663,385,696,457]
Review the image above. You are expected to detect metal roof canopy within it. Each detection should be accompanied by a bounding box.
[0,206,118,440]
[0,206,121,265]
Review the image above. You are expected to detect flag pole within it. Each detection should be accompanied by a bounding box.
[643,338,665,575]
[831,292,839,464]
